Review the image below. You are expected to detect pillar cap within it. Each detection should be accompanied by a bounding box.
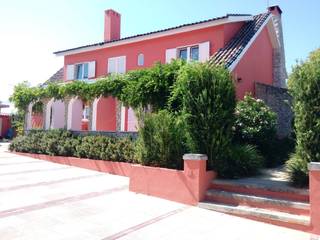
[308,162,320,171]
[183,154,208,161]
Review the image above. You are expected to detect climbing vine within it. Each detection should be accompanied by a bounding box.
[10,60,186,112]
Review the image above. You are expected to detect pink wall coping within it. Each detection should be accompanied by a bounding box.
[13,152,216,205]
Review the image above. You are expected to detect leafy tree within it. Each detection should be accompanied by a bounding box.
[287,48,320,186]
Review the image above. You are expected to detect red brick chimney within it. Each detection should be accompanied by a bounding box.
[104,9,121,42]
[268,5,283,16]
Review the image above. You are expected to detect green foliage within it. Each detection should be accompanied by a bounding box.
[135,110,186,169]
[9,130,136,163]
[172,62,236,169]
[10,61,186,114]
[234,95,277,142]
[9,81,45,112]
[121,60,185,110]
[288,49,320,164]
[11,112,25,136]
[286,153,309,187]
[234,95,278,167]
[286,48,320,186]
[216,144,264,179]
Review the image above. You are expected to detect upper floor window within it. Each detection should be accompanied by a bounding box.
[138,53,144,66]
[178,48,188,61]
[178,46,199,61]
[76,63,89,79]
[190,46,199,61]
[108,56,126,74]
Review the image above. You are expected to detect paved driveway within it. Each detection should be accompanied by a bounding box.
[0,143,311,240]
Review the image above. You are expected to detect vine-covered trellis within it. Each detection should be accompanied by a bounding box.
[9,60,186,113]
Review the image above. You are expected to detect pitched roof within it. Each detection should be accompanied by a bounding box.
[54,14,251,55]
[43,67,64,85]
[209,13,271,68]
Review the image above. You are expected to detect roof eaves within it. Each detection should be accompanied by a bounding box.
[54,14,252,56]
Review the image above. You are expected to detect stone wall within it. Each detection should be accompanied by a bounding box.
[255,82,293,138]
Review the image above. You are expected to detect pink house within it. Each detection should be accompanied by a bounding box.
[26,6,286,132]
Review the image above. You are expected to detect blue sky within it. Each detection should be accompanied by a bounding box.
[1,0,319,112]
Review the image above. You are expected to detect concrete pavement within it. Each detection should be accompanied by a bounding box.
[0,142,311,240]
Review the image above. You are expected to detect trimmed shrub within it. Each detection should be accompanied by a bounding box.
[286,153,309,187]
[9,130,136,163]
[171,63,236,169]
[135,110,186,169]
[234,95,278,167]
[217,144,264,179]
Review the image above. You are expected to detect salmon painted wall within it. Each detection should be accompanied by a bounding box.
[64,22,244,78]
[223,22,244,45]
[96,97,117,131]
[232,26,273,99]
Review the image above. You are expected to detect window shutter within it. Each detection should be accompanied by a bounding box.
[66,65,75,80]
[88,61,96,78]
[199,42,210,62]
[108,58,116,74]
[118,56,126,74]
[165,48,177,63]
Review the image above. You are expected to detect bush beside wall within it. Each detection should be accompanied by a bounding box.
[9,130,137,163]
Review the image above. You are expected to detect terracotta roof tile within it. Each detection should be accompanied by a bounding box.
[209,13,270,68]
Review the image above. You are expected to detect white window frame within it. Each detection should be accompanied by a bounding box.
[107,56,126,74]
[138,53,144,66]
[75,62,89,80]
[177,45,199,62]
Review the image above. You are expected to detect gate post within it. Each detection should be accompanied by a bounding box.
[309,162,320,236]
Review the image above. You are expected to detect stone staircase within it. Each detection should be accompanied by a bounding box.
[199,178,310,231]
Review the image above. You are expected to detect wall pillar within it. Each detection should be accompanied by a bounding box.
[24,103,33,131]
[309,162,320,236]
[183,154,211,203]
[116,99,122,131]
[64,97,72,130]
[87,100,93,131]
[41,98,51,130]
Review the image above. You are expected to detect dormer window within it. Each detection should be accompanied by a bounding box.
[76,63,89,79]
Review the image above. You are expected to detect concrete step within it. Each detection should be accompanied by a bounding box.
[198,201,310,231]
[211,179,309,202]
[206,189,310,215]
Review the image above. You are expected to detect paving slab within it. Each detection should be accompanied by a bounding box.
[0,143,312,240]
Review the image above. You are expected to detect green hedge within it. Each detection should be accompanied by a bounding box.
[9,130,136,163]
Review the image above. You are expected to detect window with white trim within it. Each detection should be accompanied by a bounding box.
[138,53,144,66]
[178,48,188,61]
[108,56,126,74]
[190,46,199,61]
[75,63,89,80]
[178,45,199,61]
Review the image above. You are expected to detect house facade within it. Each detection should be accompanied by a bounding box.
[27,6,286,133]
